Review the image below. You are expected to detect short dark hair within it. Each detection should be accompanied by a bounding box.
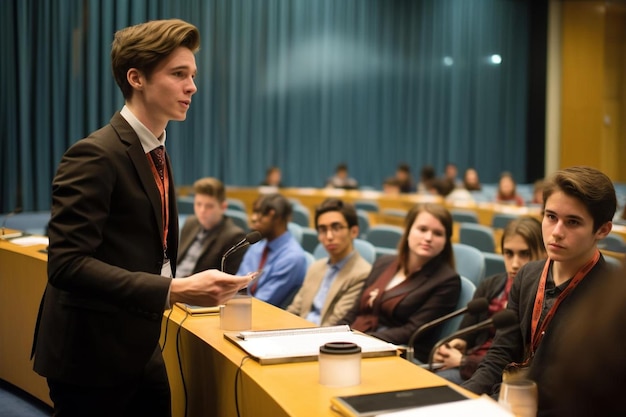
[314,198,358,229]
[543,166,616,232]
[252,193,292,222]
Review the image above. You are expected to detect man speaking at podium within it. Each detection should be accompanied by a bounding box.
[30,20,252,417]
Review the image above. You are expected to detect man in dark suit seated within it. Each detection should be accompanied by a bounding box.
[177,177,247,276]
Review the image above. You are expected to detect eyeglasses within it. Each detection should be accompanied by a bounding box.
[317,223,348,236]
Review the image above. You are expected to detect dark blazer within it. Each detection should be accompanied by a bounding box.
[339,254,460,363]
[462,256,612,416]
[32,112,177,385]
[177,215,247,275]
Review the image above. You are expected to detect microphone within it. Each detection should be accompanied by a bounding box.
[1,207,24,238]
[427,309,518,371]
[220,231,262,271]
[405,298,489,362]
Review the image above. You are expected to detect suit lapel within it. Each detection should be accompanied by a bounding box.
[110,113,165,241]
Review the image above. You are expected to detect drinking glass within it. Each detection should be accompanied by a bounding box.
[498,379,538,417]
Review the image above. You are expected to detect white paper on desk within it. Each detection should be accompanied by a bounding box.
[224,326,398,364]
[9,236,49,246]
[377,395,514,417]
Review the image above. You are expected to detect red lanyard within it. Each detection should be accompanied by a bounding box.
[529,250,600,356]
[148,156,170,252]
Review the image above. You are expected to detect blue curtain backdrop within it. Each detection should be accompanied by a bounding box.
[1,0,531,213]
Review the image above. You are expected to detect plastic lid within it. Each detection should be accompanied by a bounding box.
[319,342,361,355]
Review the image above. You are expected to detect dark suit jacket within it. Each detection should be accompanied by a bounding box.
[32,112,177,385]
[339,254,460,363]
[462,256,611,416]
[177,215,247,275]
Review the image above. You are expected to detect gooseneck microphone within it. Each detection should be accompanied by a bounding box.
[1,207,24,237]
[405,298,489,362]
[220,231,262,271]
[427,309,518,371]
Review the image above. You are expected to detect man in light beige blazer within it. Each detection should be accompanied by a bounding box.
[287,198,371,326]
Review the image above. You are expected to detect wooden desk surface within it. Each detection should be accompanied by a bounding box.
[0,233,50,405]
[162,299,471,417]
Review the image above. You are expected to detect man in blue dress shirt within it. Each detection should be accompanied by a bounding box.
[237,193,308,307]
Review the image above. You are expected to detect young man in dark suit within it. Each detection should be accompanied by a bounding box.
[462,166,617,416]
[31,19,253,417]
[177,177,247,276]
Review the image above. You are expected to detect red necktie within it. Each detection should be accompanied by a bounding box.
[150,146,165,182]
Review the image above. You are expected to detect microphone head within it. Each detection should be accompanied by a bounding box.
[491,310,518,329]
[245,231,262,245]
[467,297,489,314]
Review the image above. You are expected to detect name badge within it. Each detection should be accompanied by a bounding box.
[161,259,172,278]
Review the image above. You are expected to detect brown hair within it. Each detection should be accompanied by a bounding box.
[500,216,545,259]
[192,177,225,202]
[542,166,616,232]
[111,19,200,99]
[397,203,454,273]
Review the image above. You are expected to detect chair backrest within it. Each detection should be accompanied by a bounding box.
[491,213,520,229]
[366,225,404,249]
[291,204,311,227]
[300,227,320,254]
[313,238,376,264]
[303,251,316,268]
[459,223,496,253]
[3,211,51,236]
[226,198,246,212]
[225,209,249,232]
[483,252,507,277]
[437,276,477,340]
[354,200,380,213]
[177,196,195,215]
[356,210,370,239]
[452,243,486,286]
[598,233,626,253]
[450,209,479,224]
[287,222,303,244]
[374,246,398,260]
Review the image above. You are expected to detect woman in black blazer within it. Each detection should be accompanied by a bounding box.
[339,203,460,363]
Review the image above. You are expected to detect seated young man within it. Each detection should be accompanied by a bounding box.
[287,198,372,326]
[462,166,617,416]
[237,193,308,308]
[177,177,247,276]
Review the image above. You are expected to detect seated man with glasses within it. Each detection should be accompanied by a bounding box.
[287,198,372,325]
[237,193,308,308]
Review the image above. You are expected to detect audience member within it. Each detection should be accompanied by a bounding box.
[462,166,617,416]
[260,166,282,187]
[177,177,247,276]
[237,193,308,307]
[31,19,252,416]
[287,198,371,325]
[326,163,358,190]
[531,178,545,205]
[463,168,482,191]
[495,171,525,206]
[548,266,626,417]
[434,217,546,384]
[382,177,402,195]
[338,203,461,363]
[417,165,437,194]
[444,162,463,188]
[395,163,415,194]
